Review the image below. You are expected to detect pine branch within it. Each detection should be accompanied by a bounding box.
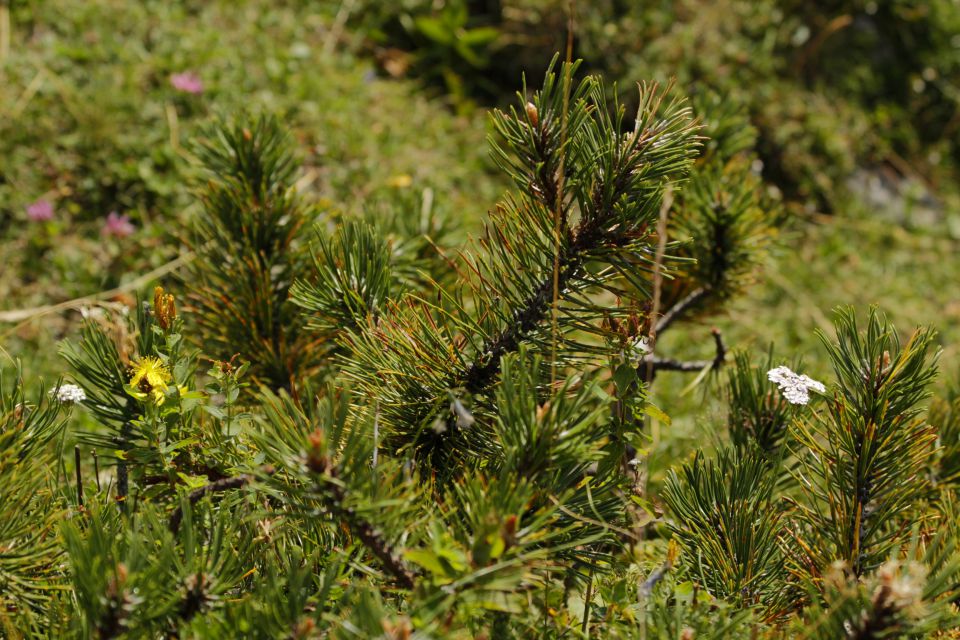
[185,114,319,394]
[0,367,68,618]
[290,220,394,333]
[662,446,789,611]
[796,544,960,640]
[306,446,417,590]
[462,220,631,393]
[791,308,938,576]
[342,67,701,472]
[657,150,779,320]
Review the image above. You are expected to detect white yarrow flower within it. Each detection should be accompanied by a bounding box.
[51,383,86,405]
[767,366,825,405]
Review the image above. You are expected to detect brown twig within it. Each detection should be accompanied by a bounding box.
[0,252,193,327]
[644,187,674,385]
[655,286,709,335]
[639,328,726,382]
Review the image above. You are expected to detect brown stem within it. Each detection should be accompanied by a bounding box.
[655,287,709,335]
[638,328,726,383]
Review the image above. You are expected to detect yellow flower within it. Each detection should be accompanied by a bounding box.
[386,174,412,188]
[128,356,173,405]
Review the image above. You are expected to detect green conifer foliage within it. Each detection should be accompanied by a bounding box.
[657,95,779,328]
[791,308,938,577]
[725,349,796,454]
[0,368,68,630]
[185,115,321,395]
[662,447,789,612]
[930,373,960,487]
[290,220,395,334]
[4,59,959,638]
[662,309,959,634]
[337,60,701,475]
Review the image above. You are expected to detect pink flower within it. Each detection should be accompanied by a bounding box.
[170,72,204,94]
[26,199,54,221]
[101,211,135,238]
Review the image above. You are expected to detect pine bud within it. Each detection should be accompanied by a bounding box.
[536,401,551,422]
[306,429,328,473]
[525,101,539,127]
[501,514,518,550]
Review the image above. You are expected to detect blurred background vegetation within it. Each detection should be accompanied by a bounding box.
[2,0,959,482]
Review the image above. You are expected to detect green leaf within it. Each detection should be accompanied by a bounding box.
[612,362,638,396]
[202,405,226,420]
[404,549,456,582]
[460,27,499,47]
[177,473,208,489]
[641,402,671,426]
[413,17,453,45]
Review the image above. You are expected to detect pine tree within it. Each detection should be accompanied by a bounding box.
[184,115,321,396]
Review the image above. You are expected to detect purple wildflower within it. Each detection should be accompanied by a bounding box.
[170,72,204,94]
[101,211,135,238]
[26,199,54,221]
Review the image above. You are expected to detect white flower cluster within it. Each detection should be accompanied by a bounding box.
[767,366,825,405]
[51,383,86,405]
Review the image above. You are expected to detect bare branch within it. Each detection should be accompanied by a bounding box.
[639,328,726,382]
[655,286,710,335]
